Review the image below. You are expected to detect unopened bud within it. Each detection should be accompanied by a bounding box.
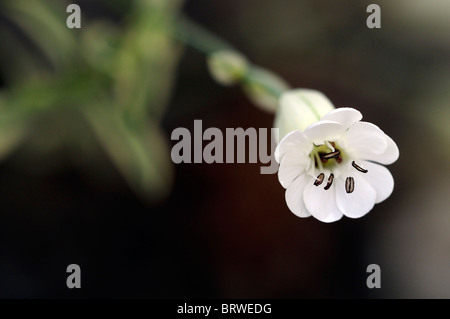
[241,66,290,113]
[207,50,249,86]
[274,89,335,141]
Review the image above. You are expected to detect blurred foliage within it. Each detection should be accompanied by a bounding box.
[0,0,184,201]
[0,0,293,202]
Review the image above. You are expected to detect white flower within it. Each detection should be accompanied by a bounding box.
[275,91,399,223]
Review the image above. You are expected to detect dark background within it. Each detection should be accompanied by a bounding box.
[0,0,449,298]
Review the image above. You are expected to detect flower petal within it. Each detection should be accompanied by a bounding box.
[303,120,344,145]
[335,174,377,219]
[320,107,362,131]
[274,89,335,141]
[274,129,312,163]
[365,134,399,165]
[341,122,387,158]
[285,173,311,218]
[278,151,310,188]
[295,89,336,118]
[303,177,343,223]
[360,161,394,204]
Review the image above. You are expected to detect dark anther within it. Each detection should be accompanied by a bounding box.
[320,150,341,160]
[346,177,355,193]
[352,161,368,173]
[324,173,334,190]
[314,173,325,186]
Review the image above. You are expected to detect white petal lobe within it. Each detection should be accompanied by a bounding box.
[274,130,312,163]
[285,173,311,218]
[341,122,387,158]
[335,174,377,218]
[278,151,309,188]
[320,107,362,131]
[365,134,399,165]
[360,161,394,203]
[303,120,344,145]
[303,177,343,223]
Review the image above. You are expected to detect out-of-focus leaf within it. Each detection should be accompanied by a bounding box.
[0,26,49,82]
[81,22,121,73]
[0,71,108,121]
[0,70,108,161]
[0,0,183,200]
[83,105,174,202]
[114,0,184,122]
[0,95,27,159]
[3,0,77,70]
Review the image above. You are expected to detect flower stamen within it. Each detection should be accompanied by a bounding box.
[321,150,340,160]
[314,152,323,171]
[345,177,355,193]
[314,173,325,186]
[352,161,368,173]
[325,141,335,152]
[324,173,334,190]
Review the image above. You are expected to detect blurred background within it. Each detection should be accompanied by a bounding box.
[0,0,449,298]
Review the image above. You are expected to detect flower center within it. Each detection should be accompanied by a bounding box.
[310,141,368,193]
[310,141,344,171]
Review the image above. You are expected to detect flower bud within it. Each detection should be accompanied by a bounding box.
[241,66,290,113]
[274,89,335,141]
[207,50,249,86]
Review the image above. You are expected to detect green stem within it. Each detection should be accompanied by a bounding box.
[242,67,287,99]
[174,15,292,113]
[174,16,235,54]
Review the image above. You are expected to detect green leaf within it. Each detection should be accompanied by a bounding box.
[3,0,77,70]
[83,105,174,201]
[113,0,185,122]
